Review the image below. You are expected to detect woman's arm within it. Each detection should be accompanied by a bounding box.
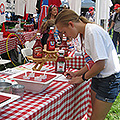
[68,60,105,84]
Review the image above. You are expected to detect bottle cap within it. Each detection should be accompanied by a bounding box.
[50,27,54,30]
[58,50,64,54]
[37,33,41,36]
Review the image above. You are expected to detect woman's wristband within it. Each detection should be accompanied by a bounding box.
[82,72,88,81]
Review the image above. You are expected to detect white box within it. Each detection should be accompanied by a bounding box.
[0,32,3,39]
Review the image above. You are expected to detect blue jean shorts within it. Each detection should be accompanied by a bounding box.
[91,72,120,103]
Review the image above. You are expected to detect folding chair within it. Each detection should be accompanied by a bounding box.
[21,48,33,62]
[0,56,11,69]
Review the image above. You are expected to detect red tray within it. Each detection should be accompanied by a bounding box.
[14,71,56,82]
[0,95,11,104]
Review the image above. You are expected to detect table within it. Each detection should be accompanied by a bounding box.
[0,37,17,55]
[7,29,37,45]
[0,63,92,120]
[15,30,37,44]
[46,51,86,70]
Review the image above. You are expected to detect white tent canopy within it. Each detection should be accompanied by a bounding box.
[95,0,113,30]
[81,0,95,8]
[67,0,81,15]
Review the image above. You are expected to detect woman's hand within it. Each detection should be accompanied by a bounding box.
[64,70,76,79]
[68,76,84,84]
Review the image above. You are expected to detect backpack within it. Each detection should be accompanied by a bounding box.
[113,13,120,22]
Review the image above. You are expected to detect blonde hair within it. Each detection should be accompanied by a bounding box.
[55,9,92,27]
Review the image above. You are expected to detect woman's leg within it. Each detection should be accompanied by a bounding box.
[91,89,96,107]
[90,97,113,120]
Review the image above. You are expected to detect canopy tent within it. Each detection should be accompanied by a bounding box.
[81,0,95,8]
[67,0,81,15]
[95,0,113,30]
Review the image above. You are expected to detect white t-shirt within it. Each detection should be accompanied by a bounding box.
[84,23,120,78]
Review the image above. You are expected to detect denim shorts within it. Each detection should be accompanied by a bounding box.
[91,72,120,103]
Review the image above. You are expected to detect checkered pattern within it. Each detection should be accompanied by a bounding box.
[46,51,86,69]
[0,37,17,55]
[17,30,37,44]
[0,30,37,55]
[0,64,92,120]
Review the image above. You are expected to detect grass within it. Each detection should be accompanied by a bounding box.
[100,30,120,120]
[105,93,120,120]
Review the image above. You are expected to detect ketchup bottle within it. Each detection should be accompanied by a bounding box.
[59,34,69,57]
[33,33,43,58]
[55,50,66,74]
[47,27,56,51]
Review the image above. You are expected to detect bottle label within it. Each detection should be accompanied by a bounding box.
[49,41,55,50]
[57,61,65,72]
[34,47,42,57]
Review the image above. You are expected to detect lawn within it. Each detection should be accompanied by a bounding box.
[105,93,120,120]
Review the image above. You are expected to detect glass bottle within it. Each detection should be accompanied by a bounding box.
[59,34,69,57]
[55,50,66,74]
[47,27,56,51]
[33,33,43,58]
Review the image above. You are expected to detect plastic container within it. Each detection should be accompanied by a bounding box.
[47,27,56,51]
[59,34,69,57]
[0,82,12,93]
[55,50,66,74]
[12,84,25,100]
[33,33,43,58]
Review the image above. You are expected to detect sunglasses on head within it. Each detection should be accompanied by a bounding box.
[51,5,57,9]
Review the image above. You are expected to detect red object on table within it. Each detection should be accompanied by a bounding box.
[14,71,56,82]
[0,95,11,104]
[47,28,56,51]
[33,35,43,58]
[1,22,10,38]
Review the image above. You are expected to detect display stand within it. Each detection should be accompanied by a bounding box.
[26,49,72,71]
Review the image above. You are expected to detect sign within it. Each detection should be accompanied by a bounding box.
[0,1,6,24]
[0,2,5,15]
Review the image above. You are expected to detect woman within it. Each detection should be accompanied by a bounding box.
[29,5,58,46]
[55,9,120,120]
[41,5,58,47]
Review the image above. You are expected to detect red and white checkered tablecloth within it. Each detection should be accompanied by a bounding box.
[0,37,18,55]
[0,30,37,55]
[0,63,92,120]
[17,30,37,44]
[45,51,86,69]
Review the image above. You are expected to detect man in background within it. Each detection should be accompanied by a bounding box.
[85,6,95,22]
[108,4,120,54]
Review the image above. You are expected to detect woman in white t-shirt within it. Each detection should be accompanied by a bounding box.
[55,9,120,120]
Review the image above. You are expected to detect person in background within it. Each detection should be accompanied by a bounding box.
[55,9,120,120]
[33,8,40,29]
[29,14,35,24]
[41,5,58,47]
[108,10,114,35]
[85,6,95,22]
[108,4,120,54]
